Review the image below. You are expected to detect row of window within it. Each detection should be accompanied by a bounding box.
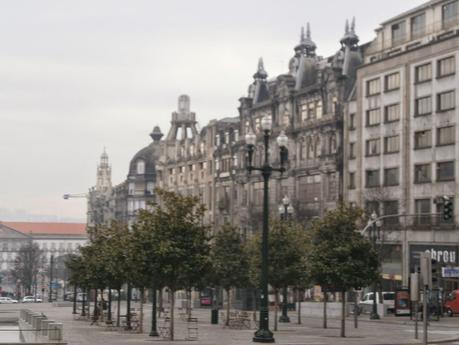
[390,1,458,47]
[349,160,455,188]
[367,72,401,96]
[415,56,456,83]
[349,125,455,158]
[414,125,455,149]
[362,90,455,129]
[366,56,456,97]
[128,182,154,196]
[415,90,456,115]
[300,100,324,122]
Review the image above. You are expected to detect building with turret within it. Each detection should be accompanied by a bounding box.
[87,0,459,293]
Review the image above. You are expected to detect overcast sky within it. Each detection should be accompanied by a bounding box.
[0,0,424,222]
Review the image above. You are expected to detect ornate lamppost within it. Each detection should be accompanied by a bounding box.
[245,114,289,343]
[368,211,381,320]
[278,195,294,323]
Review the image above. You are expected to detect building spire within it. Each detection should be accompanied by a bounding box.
[294,22,316,57]
[340,17,359,47]
[253,57,268,80]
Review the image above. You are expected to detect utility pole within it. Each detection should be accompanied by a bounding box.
[420,252,431,345]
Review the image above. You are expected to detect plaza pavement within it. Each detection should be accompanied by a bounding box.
[3,302,459,345]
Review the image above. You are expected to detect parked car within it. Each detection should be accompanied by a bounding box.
[76,293,88,302]
[359,291,395,313]
[0,297,18,304]
[444,290,459,317]
[22,296,43,303]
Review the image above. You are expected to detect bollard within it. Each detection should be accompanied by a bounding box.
[41,320,55,336]
[34,316,45,331]
[48,323,63,341]
[31,315,40,329]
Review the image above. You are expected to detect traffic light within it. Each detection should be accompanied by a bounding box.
[443,196,453,221]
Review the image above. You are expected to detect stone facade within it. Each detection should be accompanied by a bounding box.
[88,0,459,289]
[93,22,362,236]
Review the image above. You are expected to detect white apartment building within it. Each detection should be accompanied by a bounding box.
[345,0,459,288]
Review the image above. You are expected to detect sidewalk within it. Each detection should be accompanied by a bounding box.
[8,303,459,345]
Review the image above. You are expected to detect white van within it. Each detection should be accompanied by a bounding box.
[360,291,395,313]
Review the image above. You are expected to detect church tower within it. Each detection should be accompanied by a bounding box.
[96,148,112,192]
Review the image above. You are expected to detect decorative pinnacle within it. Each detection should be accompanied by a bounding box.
[306,22,311,39]
[351,17,356,33]
[300,26,305,42]
[345,19,349,34]
[254,57,268,79]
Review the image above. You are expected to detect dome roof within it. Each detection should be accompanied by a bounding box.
[128,141,161,177]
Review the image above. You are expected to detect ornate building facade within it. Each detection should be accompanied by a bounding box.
[87,0,459,291]
[90,21,363,236]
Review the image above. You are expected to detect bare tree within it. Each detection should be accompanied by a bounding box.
[10,242,46,295]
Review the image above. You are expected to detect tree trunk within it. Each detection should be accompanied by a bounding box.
[297,289,301,324]
[158,288,163,318]
[87,289,91,320]
[169,290,175,341]
[100,289,105,322]
[354,290,358,329]
[225,288,231,326]
[323,290,327,329]
[126,284,132,330]
[108,288,112,322]
[139,288,144,333]
[274,289,279,331]
[186,289,192,318]
[252,289,257,323]
[116,288,121,327]
[341,290,346,338]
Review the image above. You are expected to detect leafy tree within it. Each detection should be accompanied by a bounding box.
[247,219,309,331]
[11,241,46,295]
[210,224,250,326]
[307,204,379,337]
[146,188,211,340]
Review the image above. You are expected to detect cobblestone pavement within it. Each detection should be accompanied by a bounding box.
[3,303,459,345]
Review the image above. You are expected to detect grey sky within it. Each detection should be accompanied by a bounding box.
[0,0,424,222]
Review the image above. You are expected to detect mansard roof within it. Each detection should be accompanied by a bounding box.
[128,140,161,177]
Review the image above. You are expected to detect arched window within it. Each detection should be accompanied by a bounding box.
[300,138,307,160]
[314,136,321,157]
[137,160,145,174]
[307,138,314,159]
[329,134,337,154]
[146,182,154,194]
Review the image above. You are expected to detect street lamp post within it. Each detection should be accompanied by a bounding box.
[49,255,54,303]
[245,115,289,343]
[368,211,381,320]
[278,196,293,323]
[149,284,159,337]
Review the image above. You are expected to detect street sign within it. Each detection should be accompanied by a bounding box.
[442,267,459,278]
